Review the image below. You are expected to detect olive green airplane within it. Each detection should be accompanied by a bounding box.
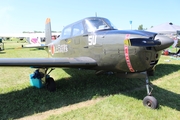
[0,17,173,109]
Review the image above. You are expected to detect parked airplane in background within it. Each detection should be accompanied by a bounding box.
[0,32,60,41]
[0,17,173,109]
[0,32,60,47]
[22,36,44,47]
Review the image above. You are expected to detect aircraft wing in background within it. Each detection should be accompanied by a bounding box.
[0,33,60,38]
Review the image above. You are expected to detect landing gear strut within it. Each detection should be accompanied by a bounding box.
[143,72,158,109]
[36,68,56,92]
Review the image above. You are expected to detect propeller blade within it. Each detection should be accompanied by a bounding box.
[124,38,161,47]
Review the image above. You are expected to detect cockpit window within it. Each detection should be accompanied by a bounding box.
[60,17,117,39]
[103,18,117,29]
[85,18,116,32]
[72,22,84,36]
[61,26,71,39]
[61,22,84,39]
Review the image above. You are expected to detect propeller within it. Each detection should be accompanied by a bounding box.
[124,38,161,47]
[124,35,173,51]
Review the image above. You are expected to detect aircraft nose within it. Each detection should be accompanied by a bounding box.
[154,35,174,51]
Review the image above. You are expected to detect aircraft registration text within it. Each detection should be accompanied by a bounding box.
[55,44,68,53]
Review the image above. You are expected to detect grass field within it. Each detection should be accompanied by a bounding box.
[0,40,180,120]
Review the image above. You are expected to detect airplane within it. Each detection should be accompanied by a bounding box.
[22,33,61,48]
[0,32,60,41]
[0,32,60,48]
[0,17,173,109]
[22,36,44,48]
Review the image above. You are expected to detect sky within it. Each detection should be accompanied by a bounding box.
[0,0,179,33]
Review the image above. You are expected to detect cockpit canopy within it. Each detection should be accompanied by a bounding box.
[60,17,117,39]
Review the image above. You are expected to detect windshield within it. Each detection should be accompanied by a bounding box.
[103,18,117,29]
[85,18,116,32]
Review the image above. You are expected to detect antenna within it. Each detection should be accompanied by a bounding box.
[129,21,132,30]
[95,12,97,17]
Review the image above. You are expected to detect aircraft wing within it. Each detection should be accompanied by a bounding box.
[0,33,29,38]
[22,44,46,48]
[0,57,97,68]
[0,33,60,38]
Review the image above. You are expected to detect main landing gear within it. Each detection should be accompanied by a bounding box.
[35,68,56,92]
[46,77,56,92]
[143,72,158,109]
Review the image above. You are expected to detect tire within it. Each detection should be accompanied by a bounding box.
[46,77,56,92]
[147,70,154,76]
[143,96,158,109]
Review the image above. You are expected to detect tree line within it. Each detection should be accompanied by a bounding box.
[138,24,153,30]
[22,31,61,33]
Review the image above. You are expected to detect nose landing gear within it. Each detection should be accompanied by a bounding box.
[143,72,158,109]
[143,96,158,109]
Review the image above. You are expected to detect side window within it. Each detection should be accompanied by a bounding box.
[72,22,84,36]
[62,26,72,39]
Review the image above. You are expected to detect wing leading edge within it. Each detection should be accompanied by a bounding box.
[0,57,97,68]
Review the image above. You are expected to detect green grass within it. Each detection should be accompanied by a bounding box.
[0,40,180,120]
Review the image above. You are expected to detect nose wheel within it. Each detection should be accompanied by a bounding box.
[143,96,158,109]
[143,72,158,109]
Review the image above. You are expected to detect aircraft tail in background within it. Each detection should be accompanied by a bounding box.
[22,18,60,48]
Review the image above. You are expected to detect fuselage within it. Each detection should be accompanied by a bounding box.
[46,17,173,73]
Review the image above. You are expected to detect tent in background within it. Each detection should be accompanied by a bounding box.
[147,22,180,35]
[148,22,180,54]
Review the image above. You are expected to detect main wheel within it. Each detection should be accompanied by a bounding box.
[147,69,154,76]
[46,77,56,92]
[143,96,158,109]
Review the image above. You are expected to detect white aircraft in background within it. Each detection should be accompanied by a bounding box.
[0,33,60,39]
[0,32,61,47]
[22,36,43,47]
